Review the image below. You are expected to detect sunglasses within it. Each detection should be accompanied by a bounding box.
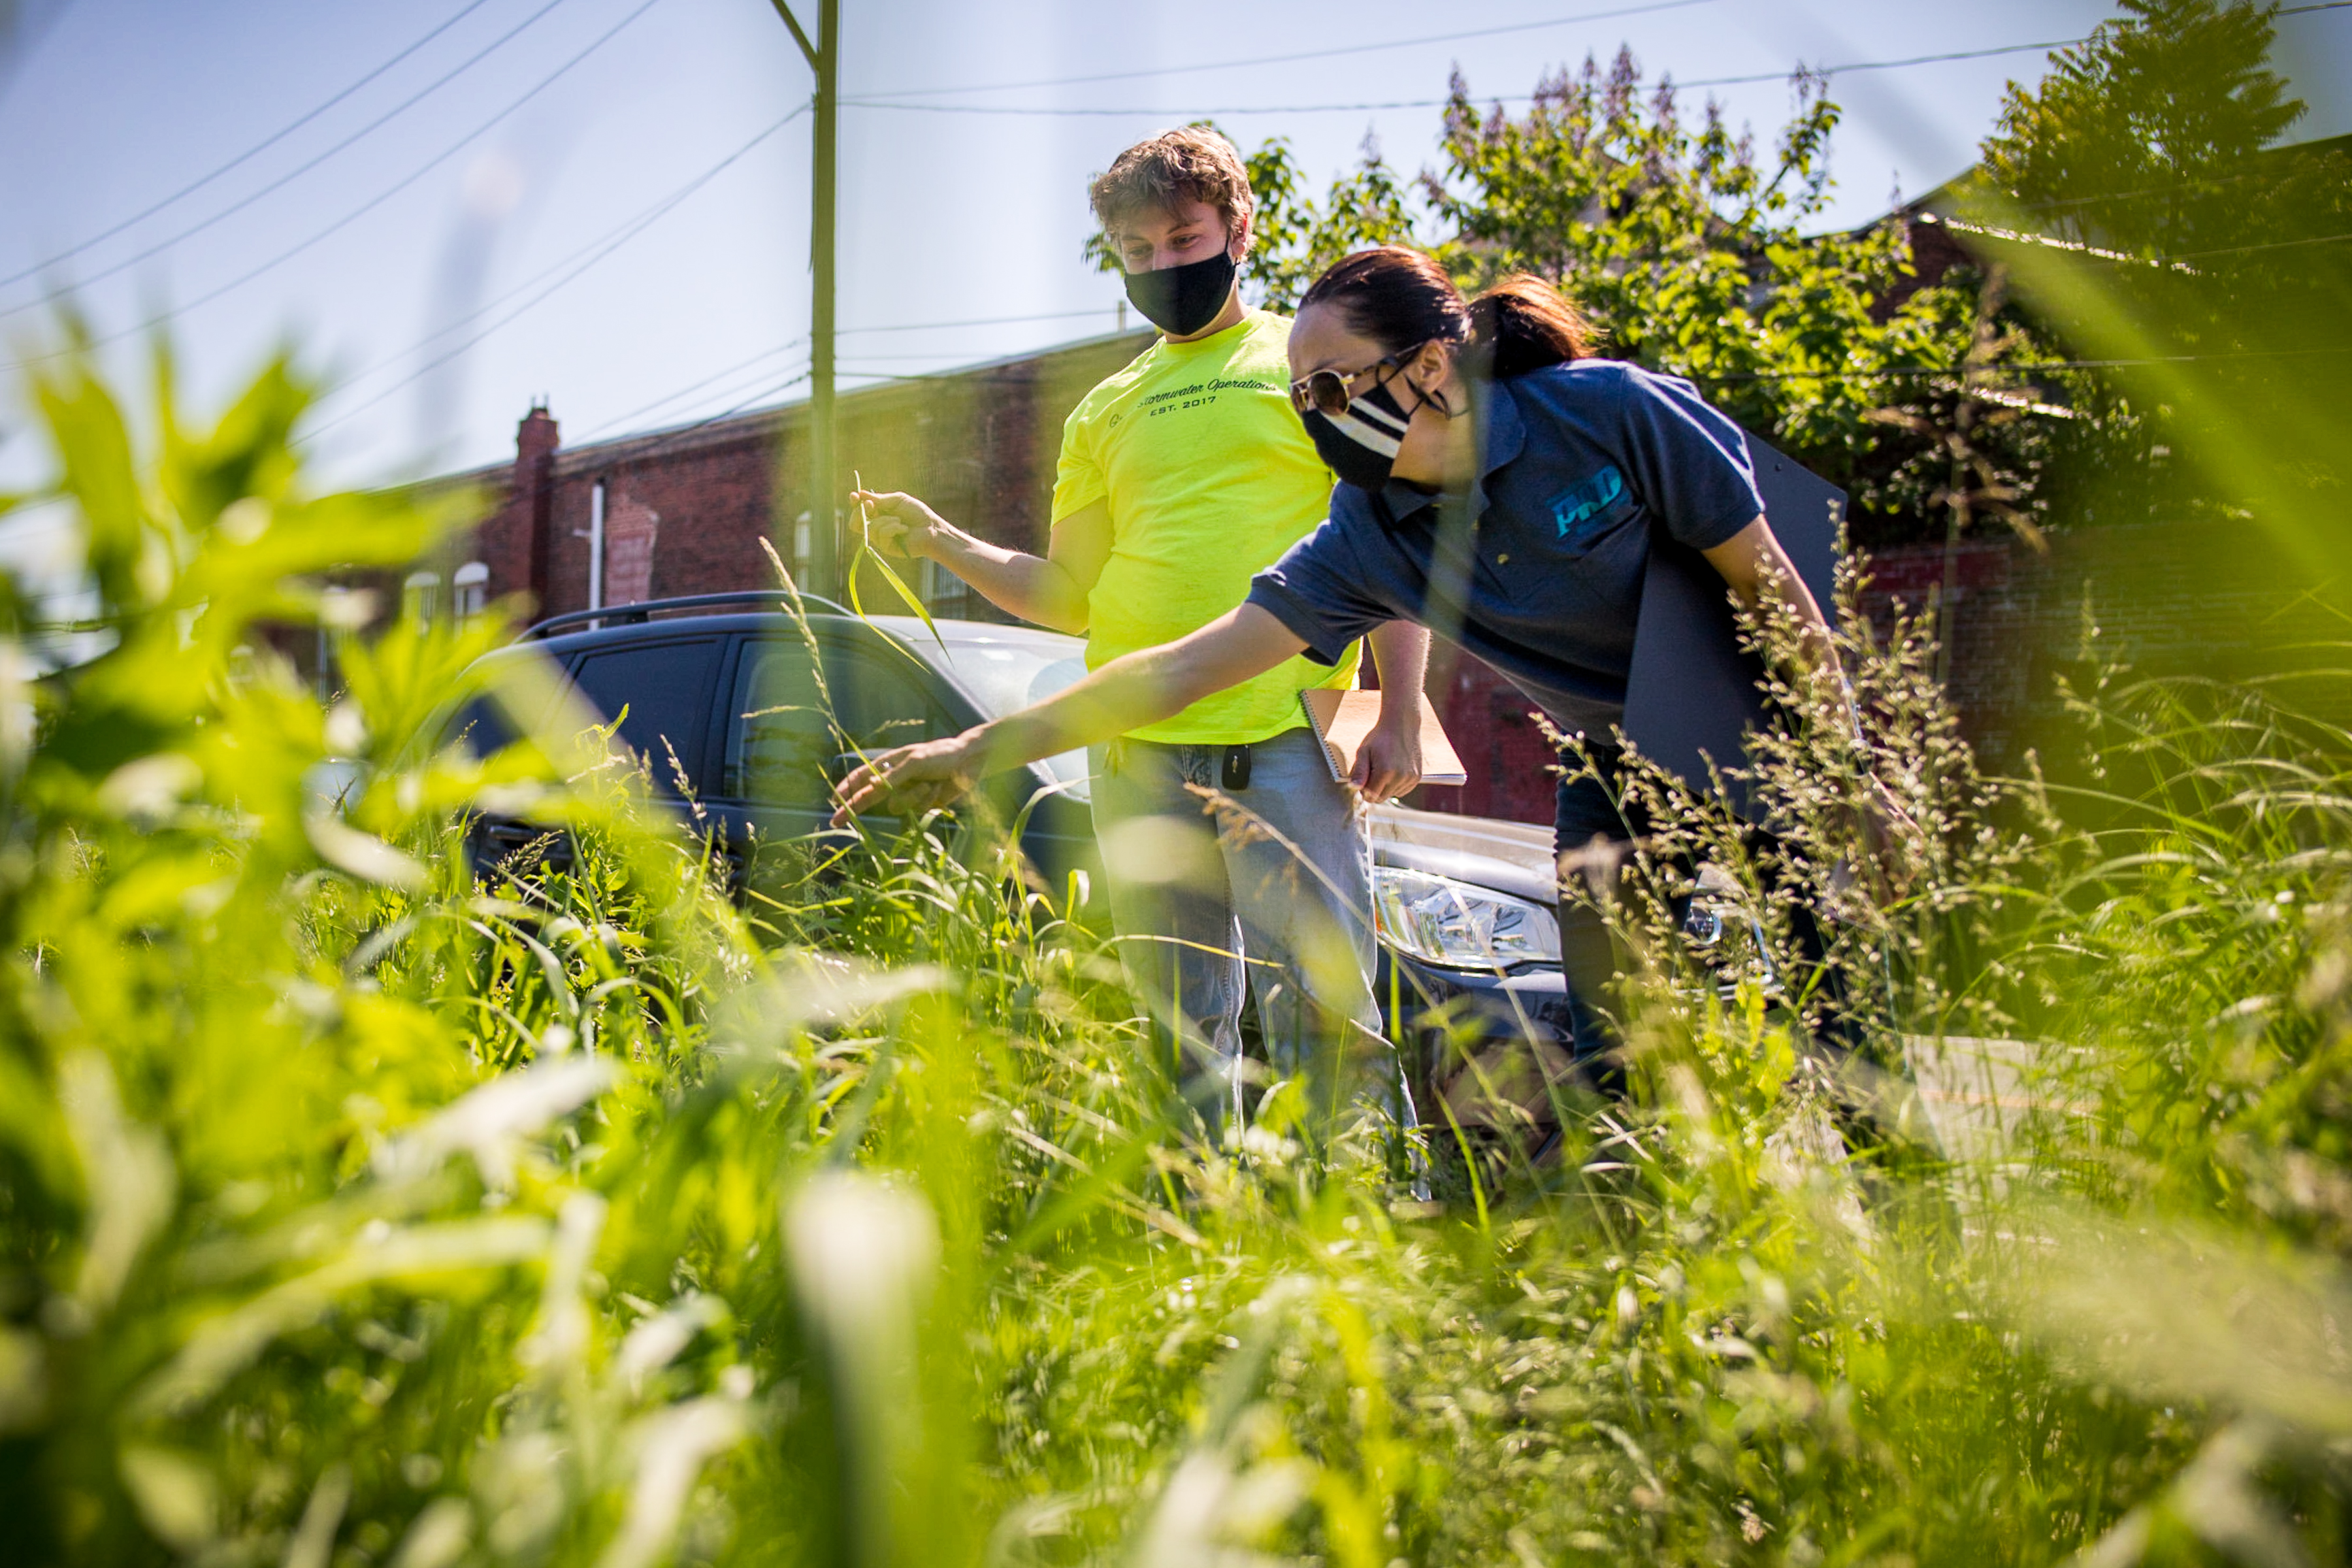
[1288,353,1404,417]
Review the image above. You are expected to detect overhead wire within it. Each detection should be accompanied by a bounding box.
[846,0,1719,102]
[574,347,812,440]
[0,0,668,372]
[844,37,2096,117]
[574,309,1124,443]
[1683,344,2352,385]
[462,0,2351,447]
[845,2,2352,119]
[301,99,811,442]
[106,0,2340,459]
[0,0,504,290]
[601,369,813,463]
[0,0,576,308]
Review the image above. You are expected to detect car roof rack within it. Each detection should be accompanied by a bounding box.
[519,590,863,641]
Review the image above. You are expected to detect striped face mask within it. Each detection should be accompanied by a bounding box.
[1299,374,1416,492]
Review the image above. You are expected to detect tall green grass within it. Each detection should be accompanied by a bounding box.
[3,338,2348,1568]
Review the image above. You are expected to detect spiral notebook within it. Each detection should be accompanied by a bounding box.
[1299,687,1469,788]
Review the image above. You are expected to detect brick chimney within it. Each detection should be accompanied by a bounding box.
[516,400,560,610]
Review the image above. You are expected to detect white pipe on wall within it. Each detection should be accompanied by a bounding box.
[588,478,606,613]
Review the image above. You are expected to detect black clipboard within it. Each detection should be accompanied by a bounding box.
[1620,432,1844,819]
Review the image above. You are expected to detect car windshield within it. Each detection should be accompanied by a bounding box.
[923,626,1094,802]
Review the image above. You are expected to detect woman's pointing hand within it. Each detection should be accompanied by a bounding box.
[831,735,980,826]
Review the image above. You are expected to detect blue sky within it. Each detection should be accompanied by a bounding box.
[1,0,2347,534]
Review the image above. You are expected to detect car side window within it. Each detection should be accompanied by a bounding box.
[570,638,724,794]
[440,696,517,759]
[725,638,944,805]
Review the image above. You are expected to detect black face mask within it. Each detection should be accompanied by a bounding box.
[1301,374,1418,492]
[1123,246,1237,336]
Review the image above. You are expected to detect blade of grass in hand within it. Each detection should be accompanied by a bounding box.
[849,470,949,661]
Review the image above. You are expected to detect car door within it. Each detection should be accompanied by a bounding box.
[570,635,728,796]
[715,630,955,883]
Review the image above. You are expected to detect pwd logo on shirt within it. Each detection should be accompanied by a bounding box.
[1550,466,1627,538]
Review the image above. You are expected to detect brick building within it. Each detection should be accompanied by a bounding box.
[417,321,2332,826]
[425,328,1158,625]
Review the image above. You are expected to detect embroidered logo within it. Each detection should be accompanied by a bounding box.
[1550,466,1627,538]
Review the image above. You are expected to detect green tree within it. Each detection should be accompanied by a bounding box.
[1220,55,2050,545]
[1243,131,1416,313]
[1967,0,2352,557]
[1979,0,2310,257]
[1421,52,2041,540]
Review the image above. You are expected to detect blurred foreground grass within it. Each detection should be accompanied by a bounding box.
[3,337,2350,1568]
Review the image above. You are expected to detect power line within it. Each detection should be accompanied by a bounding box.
[0,0,576,312]
[845,35,2087,118]
[0,0,668,373]
[602,369,813,462]
[843,306,1126,335]
[575,346,811,440]
[845,6,2352,120]
[2173,229,2352,261]
[302,100,810,442]
[847,0,1718,103]
[576,310,1122,443]
[1686,344,2352,385]
[1,0,504,291]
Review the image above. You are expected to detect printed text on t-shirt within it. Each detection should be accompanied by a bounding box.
[1139,376,1276,417]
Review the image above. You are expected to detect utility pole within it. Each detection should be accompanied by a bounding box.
[768,0,839,598]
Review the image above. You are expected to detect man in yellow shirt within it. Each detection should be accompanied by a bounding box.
[855,127,1429,1134]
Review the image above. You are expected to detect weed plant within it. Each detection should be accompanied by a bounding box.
[3,342,2349,1568]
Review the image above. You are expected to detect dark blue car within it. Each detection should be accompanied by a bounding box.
[449,593,1576,1115]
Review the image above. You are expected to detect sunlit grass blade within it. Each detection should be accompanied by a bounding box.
[846,468,949,662]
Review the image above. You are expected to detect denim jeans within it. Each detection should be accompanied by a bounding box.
[1090,727,1405,1132]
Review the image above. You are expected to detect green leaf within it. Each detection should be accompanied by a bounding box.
[845,471,947,668]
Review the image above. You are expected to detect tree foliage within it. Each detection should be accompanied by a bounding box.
[1226,53,2048,546]
[1245,131,1416,315]
[1965,0,2352,549]
[1980,0,2310,257]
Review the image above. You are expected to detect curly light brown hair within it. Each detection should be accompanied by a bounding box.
[1087,126,1255,248]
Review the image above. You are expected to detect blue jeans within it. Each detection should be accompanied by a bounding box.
[1090,727,1406,1132]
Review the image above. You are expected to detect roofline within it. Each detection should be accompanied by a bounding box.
[546,324,1155,475]
[1865,129,2352,234]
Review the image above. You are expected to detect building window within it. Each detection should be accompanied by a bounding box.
[792,512,813,577]
[453,561,489,625]
[403,570,441,625]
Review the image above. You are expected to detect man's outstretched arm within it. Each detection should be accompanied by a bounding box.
[853,489,1109,636]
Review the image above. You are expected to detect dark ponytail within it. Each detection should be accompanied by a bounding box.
[1466,274,1594,378]
[1299,248,1593,380]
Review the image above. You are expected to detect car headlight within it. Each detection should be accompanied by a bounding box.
[1372,866,1561,970]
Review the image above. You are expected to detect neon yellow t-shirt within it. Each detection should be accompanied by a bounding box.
[1051,308,1358,745]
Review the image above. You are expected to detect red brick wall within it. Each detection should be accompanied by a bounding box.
[432,334,2339,832]
[454,333,1154,624]
[1399,522,2342,827]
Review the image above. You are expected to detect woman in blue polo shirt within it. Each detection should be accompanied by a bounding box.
[837,246,1851,1055]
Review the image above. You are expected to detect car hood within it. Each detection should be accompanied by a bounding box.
[1367,802,1560,909]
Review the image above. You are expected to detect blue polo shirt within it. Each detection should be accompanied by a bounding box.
[1245,359,1764,738]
